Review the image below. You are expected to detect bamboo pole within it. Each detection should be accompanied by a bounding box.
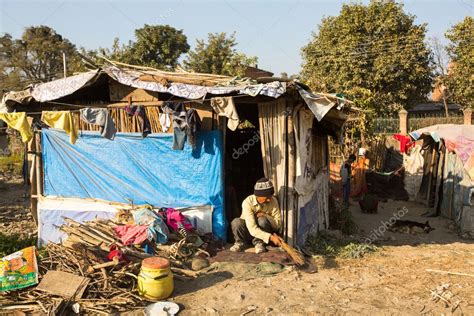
[29,134,38,225]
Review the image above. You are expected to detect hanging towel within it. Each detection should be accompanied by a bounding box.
[0,112,33,142]
[41,111,78,144]
[162,102,188,150]
[210,96,239,131]
[80,108,116,140]
[159,113,171,132]
[124,105,151,137]
[186,108,201,149]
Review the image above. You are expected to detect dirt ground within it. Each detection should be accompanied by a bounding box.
[1,174,473,315]
[171,199,474,315]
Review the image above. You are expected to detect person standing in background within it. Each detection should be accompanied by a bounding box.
[340,154,356,209]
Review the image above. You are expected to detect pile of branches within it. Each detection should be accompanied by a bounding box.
[0,218,206,314]
[1,243,146,315]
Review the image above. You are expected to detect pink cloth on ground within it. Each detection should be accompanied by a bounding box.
[165,208,193,231]
[114,225,149,245]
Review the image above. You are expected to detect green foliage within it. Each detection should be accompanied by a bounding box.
[98,25,190,70]
[184,32,257,76]
[445,16,474,108]
[306,232,378,259]
[0,233,37,257]
[0,26,82,88]
[128,24,190,69]
[301,0,433,115]
[329,207,359,235]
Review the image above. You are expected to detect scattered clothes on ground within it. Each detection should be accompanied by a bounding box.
[133,207,170,244]
[124,105,151,138]
[393,134,414,154]
[107,244,126,262]
[114,224,149,245]
[185,108,201,149]
[210,96,239,131]
[165,208,194,236]
[41,111,78,144]
[159,112,171,132]
[162,102,187,150]
[80,108,117,140]
[0,112,33,142]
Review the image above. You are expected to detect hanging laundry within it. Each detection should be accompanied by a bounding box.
[124,105,151,138]
[162,102,187,150]
[393,134,414,154]
[210,96,240,131]
[159,113,171,132]
[0,112,33,142]
[186,108,201,149]
[80,108,117,140]
[41,111,78,144]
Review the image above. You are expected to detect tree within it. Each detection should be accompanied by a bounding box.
[0,34,23,93]
[96,25,189,70]
[430,37,450,116]
[301,0,433,115]
[184,32,257,76]
[126,25,189,69]
[444,16,473,108]
[6,26,82,84]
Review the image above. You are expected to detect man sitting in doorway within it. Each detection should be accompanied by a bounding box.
[230,178,283,253]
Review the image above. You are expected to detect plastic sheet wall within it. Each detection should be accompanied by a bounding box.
[40,129,226,241]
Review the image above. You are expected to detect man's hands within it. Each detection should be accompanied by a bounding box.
[269,233,283,246]
[256,212,266,218]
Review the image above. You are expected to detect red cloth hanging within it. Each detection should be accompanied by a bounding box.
[393,134,414,153]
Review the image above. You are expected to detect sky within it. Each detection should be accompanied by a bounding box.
[0,0,472,76]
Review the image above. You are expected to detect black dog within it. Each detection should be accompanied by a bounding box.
[388,220,435,234]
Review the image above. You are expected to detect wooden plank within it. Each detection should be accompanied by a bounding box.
[108,79,160,102]
[36,271,90,299]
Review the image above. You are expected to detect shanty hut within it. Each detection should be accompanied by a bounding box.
[403,124,474,235]
[1,62,354,246]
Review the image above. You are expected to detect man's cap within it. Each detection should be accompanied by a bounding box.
[254,177,274,197]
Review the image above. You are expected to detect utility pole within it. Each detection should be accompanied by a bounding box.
[62,52,67,78]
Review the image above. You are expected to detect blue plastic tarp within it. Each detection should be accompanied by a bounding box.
[41,129,226,240]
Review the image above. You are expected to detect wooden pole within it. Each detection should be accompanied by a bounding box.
[34,131,43,224]
[29,134,38,225]
[287,105,296,246]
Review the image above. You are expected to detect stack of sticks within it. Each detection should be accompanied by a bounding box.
[0,218,204,314]
[0,243,145,315]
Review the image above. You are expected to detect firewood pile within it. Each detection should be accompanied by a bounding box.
[0,218,206,314]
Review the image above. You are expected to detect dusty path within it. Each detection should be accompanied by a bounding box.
[172,200,474,315]
[0,172,35,240]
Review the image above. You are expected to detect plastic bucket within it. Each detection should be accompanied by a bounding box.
[138,257,174,301]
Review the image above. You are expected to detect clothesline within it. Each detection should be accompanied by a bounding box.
[23,94,252,115]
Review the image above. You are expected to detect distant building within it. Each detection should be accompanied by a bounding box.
[408,102,461,115]
[244,65,273,79]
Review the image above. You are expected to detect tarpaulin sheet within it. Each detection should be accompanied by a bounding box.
[38,197,118,245]
[41,128,226,240]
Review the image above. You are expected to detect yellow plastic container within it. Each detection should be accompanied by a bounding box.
[138,257,174,301]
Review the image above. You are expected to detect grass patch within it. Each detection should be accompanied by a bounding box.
[0,233,37,257]
[306,232,378,259]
